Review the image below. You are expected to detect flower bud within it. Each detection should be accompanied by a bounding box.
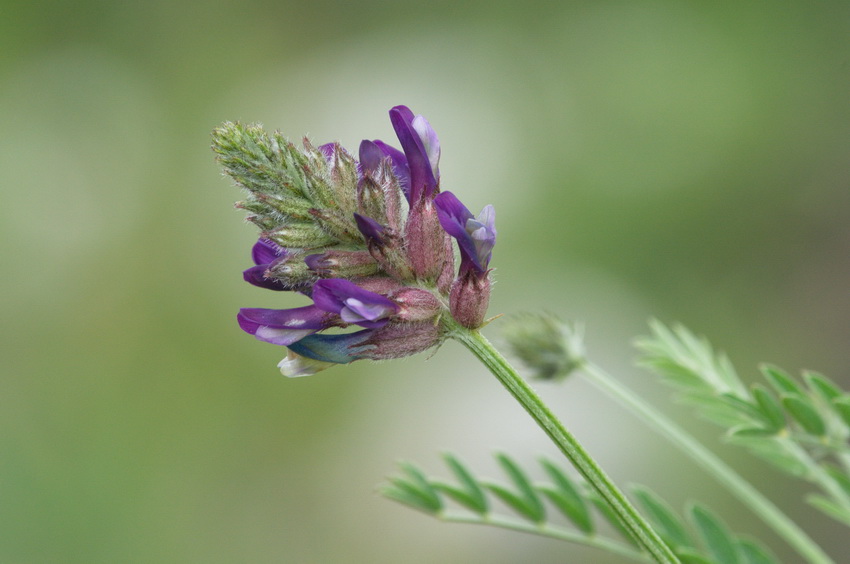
[406,199,452,282]
[449,270,491,329]
[266,252,316,290]
[357,320,444,360]
[305,250,381,279]
[390,287,443,322]
[501,314,586,381]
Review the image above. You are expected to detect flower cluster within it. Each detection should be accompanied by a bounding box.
[213,106,497,376]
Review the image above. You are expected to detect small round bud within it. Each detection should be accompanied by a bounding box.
[501,313,586,381]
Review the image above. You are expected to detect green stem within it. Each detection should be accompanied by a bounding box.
[581,361,834,564]
[440,512,651,563]
[451,327,679,564]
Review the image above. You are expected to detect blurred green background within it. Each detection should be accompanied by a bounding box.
[3,1,849,562]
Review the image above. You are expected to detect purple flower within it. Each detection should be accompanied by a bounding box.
[243,239,288,291]
[311,278,399,328]
[364,106,440,205]
[434,191,497,275]
[389,105,440,203]
[237,305,330,346]
[222,105,494,374]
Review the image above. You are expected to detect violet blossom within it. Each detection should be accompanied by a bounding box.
[214,105,497,375]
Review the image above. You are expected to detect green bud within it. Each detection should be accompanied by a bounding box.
[305,249,381,279]
[266,251,316,289]
[357,174,388,226]
[502,313,586,381]
[309,208,362,245]
[324,142,360,215]
[265,221,336,249]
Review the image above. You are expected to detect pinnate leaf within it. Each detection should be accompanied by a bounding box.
[760,364,804,397]
[750,384,785,431]
[538,458,593,533]
[689,504,740,564]
[484,453,545,523]
[781,394,826,436]
[737,538,780,564]
[806,494,850,526]
[831,396,850,427]
[631,485,693,550]
[383,462,443,514]
[437,453,488,514]
[804,371,842,402]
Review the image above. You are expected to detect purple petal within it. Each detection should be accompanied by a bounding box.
[389,105,438,202]
[237,305,328,345]
[434,191,477,266]
[339,299,393,326]
[311,278,398,328]
[242,264,286,291]
[287,329,375,364]
[244,239,288,290]
[372,140,410,200]
[359,140,385,173]
[303,253,324,272]
[467,205,496,270]
[317,142,335,159]
[411,115,440,178]
[354,213,386,245]
[435,191,496,274]
[251,238,286,266]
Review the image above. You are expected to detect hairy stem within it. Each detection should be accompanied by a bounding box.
[451,326,679,564]
[582,361,834,564]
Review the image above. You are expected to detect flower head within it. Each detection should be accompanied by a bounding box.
[214,105,498,375]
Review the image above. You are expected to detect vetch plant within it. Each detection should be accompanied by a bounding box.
[213,106,845,563]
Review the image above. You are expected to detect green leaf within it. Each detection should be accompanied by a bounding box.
[760,364,804,397]
[538,459,593,534]
[689,504,740,564]
[737,538,780,564]
[484,482,543,523]
[631,485,693,550]
[781,394,826,436]
[585,488,639,546]
[806,494,850,526]
[441,453,487,514]
[823,464,850,498]
[726,426,777,439]
[392,462,442,513]
[725,436,807,476]
[750,384,786,431]
[383,462,443,515]
[639,357,711,392]
[830,396,850,427]
[431,482,485,515]
[679,393,749,428]
[803,371,843,402]
[491,453,545,523]
[717,393,771,425]
[638,321,747,398]
[382,483,442,515]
